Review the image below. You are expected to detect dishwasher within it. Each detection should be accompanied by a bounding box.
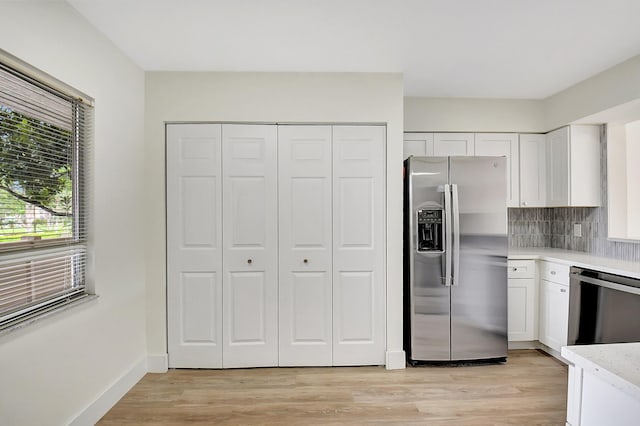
[568,266,640,345]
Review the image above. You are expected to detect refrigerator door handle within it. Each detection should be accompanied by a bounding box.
[443,184,452,286]
[451,183,460,286]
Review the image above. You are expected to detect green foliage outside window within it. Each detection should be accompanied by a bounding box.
[0,106,73,242]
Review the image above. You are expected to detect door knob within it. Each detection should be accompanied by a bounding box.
[303,259,308,264]
[247,259,252,264]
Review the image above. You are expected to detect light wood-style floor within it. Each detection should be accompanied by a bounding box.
[99,350,567,425]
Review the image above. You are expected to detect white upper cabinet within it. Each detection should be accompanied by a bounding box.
[404,125,600,208]
[519,133,547,207]
[475,133,519,208]
[403,132,433,159]
[546,125,601,207]
[405,132,476,158]
[434,133,475,156]
[546,127,570,206]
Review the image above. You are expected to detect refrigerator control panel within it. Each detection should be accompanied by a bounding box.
[416,208,443,252]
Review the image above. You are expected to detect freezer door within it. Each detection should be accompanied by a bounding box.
[449,157,508,360]
[407,156,451,361]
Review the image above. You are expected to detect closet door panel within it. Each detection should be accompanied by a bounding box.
[167,124,222,368]
[332,126,386,366]
[474,133,520,207]
[222,124,278,368]
[228,271,267,342]
[278,125,332,366]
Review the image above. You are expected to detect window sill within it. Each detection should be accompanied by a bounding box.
[0,294,99,338]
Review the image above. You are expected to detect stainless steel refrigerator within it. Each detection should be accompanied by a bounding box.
[403,156,508,363]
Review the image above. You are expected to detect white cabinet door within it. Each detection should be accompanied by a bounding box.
[507,278,536,341]
[539,279,551,348]
[434,133,475,156]
[167,124,223,368]
[403,132,433,159]
[519,134,547,207]
[546,127,570,207]
[278,125,333,366]
[544,125,600,208]
[222,124,278,368]
[332,126,386,366]
[475,133,519,207]
[508,260,537,342]
[539,279,569,352]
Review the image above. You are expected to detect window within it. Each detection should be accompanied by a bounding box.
[0,50,93,331]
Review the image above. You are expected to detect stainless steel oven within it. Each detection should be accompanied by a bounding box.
[568,267,640,345]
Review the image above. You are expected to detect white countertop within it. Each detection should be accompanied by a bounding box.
[508,248,640,280]
[562,343,640,401]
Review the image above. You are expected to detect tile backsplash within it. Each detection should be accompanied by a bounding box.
[508,125,640,262]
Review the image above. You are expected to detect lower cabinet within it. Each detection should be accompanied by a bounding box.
[566,362,640,426]
[507,260,537,341]
[507,258,572,357]
[538,261,570,352]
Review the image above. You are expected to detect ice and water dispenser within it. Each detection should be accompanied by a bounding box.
[416,208,443,252]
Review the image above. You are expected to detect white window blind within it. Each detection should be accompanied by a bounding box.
[0,51,93,330]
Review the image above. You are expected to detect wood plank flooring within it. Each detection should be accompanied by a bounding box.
[99,350,568,425]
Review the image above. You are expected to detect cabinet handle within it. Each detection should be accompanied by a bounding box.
[560,288,566,293]
[247,259,252,264]
[303,259,308,264]
[550,271,556,275]
[522,201,527,206]
[513,267,518,271]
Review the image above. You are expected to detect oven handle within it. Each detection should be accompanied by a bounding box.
[571,273,640,297]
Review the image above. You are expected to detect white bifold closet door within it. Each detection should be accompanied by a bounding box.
[333,126,386,365]
[222,124,278,368]
[167,123,385,368]
[278,125,333,366]
[167,124,223,368]
[332,126,386,366]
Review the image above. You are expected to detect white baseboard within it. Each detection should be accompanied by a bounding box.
[508,340,540,350]
[147,353,168,373]
[538,342,569,365]
[69,356,147,426]
[385,349,406,370]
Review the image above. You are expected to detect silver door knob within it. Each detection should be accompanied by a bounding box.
[303,259,308,264]
[247,259,252,264]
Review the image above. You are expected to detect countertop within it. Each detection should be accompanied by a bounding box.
[562,343,640,401]
[508,248,640,280]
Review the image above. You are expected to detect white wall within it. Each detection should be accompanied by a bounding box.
[405,54,640,134]
[0,2,147,425]
[607,123,628,239]
[404,97,545,132]
[145,72,405,368]
[625,120,640,239]
[545,54,640,129]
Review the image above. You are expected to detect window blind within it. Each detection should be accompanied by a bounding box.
[0,53,93,330]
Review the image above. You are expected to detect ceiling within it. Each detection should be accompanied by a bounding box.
[67,0,640,99]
